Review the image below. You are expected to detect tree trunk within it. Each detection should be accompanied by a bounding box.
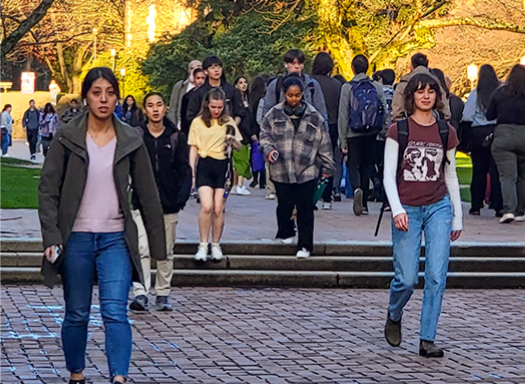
[420,17,525,34]
[71,44,89,95]
[0,0,57,61]
[56,43,73,92]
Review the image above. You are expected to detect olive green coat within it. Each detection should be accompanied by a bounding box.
[38,111,166,288]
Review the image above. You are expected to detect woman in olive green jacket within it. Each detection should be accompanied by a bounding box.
[38,67,165,384]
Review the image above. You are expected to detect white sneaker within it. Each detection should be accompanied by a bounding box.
[322,202,332,210]
[211,243,224,261]
[514,215,525,222]
[236,186,251,196]
[265,193,276,200]
[194,243,208,262]
[281,237,294,245]
[296,248,310,259]
[499,213,515,224]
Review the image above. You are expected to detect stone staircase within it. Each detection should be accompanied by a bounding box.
[2,240,525,288]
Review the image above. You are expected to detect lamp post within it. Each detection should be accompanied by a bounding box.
[521,55,525,65]
[93,28,98,60]
[110,49,116,72]
[120,68,126,96]
[467,64,478,92]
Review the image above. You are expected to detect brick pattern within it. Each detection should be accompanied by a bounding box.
[2,285,525,383]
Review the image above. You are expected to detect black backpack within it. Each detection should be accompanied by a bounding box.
[396,118,450,173]
[348,78,385,133]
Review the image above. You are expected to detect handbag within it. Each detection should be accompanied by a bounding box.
[251,143,265,173]
[313,177,329,203]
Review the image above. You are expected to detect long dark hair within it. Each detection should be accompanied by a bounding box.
[2,104,11,112]
[234,76,249,103]
[123,95,138,113]
[476,64,500,112]
[429,68,449,97]
[404,73,444,116]
[502,64,525,98]
[200,87,231,127]
[82,67,120,100]
[312,52,334,76]
[43,103,55,115]
[249,76,267,114]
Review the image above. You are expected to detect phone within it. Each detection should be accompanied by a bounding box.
[271,151,279,162]
[51,246,61,264]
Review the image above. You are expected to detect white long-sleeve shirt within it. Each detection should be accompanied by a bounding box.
[383,137,463,231]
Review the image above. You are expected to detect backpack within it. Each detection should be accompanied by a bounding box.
[348,79,385,133]
[274,75,316,104]
[396,118,450,173]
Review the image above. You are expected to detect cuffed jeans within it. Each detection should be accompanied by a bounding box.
[132,210,178,297]
[388,196,452,342]
[61,232,132,380]
[491,124,525,215]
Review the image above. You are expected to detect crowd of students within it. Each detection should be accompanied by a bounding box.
[35,52,525,384]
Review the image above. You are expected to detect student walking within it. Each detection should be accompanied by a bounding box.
[38,67,166,384]
[61,99,83,124]
[462,64,503,216]
[129,92,192,312]
[168,60,202,128]
[338,55,389,216]
[189,88,243,262]
[248,75,269,190]
[180,68,207,137]
[232,76,255,195]
[383,73,462,358]
[39,103,59,157]
[1,104,13,157]
[122,95,145,127]
[486,64,525,224]
[312,52,343,209]
[261,74,334,258]
[23,100,41,160]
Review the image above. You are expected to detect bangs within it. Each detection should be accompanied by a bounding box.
[415,78,440,92]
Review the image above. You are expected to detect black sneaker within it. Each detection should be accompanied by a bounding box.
[30,154,36,161]
[69,379,85,384]
[129,295,148,312]
[353,188,364,216]
[249,180,258,188]
[419,340,444,358]
[156,295,173,312]
[333,193,342,202]
[384,312,402,347]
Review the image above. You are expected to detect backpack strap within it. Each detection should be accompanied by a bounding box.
[308,81,315,99]
[396,119,409,174]
[170,131,180,161]
[437,119,450,167]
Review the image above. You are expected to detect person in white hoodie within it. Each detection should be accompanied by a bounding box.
[383,73,462,358]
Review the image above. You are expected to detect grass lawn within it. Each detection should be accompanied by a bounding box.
[456,153,472,203]
[1,158,40,209]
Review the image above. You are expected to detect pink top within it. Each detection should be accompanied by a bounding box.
[72,135,125,233]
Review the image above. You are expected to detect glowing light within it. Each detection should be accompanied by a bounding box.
[120,68,126,77]
[146,4,157,43]
[521,56,525,65]
[467,64,478,81]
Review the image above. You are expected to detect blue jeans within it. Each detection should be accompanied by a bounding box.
[61,232,132,379]
[1,130,10,154]
[388,196,452,341]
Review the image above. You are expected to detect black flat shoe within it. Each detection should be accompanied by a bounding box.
[419,340,444,358]
[384,312,401,347]
[469,209,480,216]
[249,180,258,188]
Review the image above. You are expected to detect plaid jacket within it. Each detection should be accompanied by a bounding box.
[260,102,335,184]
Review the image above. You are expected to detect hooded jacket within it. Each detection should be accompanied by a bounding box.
[132,118,192,214]
[38,111,166,288]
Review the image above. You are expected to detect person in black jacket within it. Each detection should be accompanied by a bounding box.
[312,52,343,208]
[186,55,244,127]
[129,92,192,312]
[22,99,40,159]
[122,95,145,127]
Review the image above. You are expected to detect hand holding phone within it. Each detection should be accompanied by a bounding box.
[44,245,62,264]
[268,150,279,163]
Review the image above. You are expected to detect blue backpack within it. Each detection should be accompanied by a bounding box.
[348,79,384,133]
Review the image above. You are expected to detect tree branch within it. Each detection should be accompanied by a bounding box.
[420,16,525,34]
[0,0,57,61]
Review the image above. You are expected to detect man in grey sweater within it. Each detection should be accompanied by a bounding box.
[168,60,202,129]
[338,55,388,216]
[22,99,40,160]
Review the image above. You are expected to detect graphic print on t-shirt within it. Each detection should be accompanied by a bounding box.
[402,141,443,182]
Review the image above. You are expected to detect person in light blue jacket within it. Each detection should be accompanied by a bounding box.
[462,64,502,217]
[1,104,13,156]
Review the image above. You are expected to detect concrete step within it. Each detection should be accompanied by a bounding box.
[4,253,525,273]
[3,267,525,289]
[3,239,525,257]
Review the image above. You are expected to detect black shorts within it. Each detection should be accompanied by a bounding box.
[196,157,229,189]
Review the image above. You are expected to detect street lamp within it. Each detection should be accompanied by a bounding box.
[120,68,126,96]
[521,55,525,65]
[110,49,116,72]
[93,28,98,60]
[467,64,478,91]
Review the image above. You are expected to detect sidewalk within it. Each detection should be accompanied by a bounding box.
[2,284,525,383]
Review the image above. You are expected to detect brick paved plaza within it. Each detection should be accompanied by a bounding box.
[2,285,525,384]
